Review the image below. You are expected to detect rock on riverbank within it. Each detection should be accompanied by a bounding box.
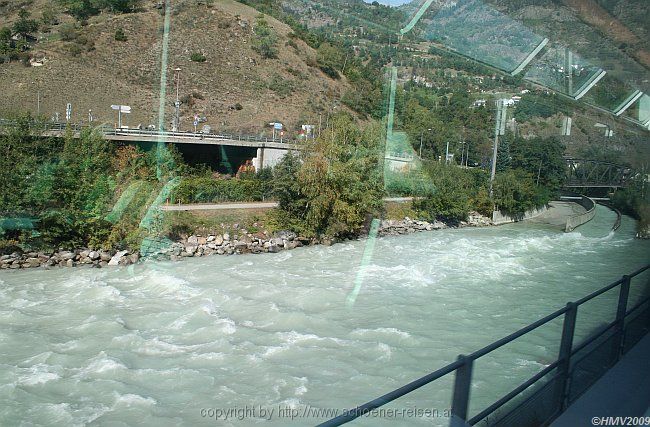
[0,248,139,270]
[0,212,493,270]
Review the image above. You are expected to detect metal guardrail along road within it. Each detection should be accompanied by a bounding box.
[0,119,302,150]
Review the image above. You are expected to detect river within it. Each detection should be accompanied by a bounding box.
[1,205,648,426]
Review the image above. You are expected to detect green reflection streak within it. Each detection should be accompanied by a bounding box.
[400,0,435,35]
[346,218,381,307]
[347,67,398,307]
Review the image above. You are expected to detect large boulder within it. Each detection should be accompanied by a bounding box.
[25,257,41,268]
[276,230,296,241]
[59,251,76,260]
[108,250,129,266]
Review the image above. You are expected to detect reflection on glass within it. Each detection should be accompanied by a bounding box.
[415,0,547,74]
[524,45,605,99]
[581,73,638,112]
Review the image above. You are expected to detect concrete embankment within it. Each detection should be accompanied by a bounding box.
[563,196,596,232]
[527,197,596,232]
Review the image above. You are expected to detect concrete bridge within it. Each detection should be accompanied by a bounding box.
[0,120,301,171]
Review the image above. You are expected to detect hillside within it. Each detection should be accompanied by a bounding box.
[0,0,350,135]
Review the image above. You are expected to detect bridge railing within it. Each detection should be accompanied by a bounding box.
[0,119,298,144]
[318,264,650,427]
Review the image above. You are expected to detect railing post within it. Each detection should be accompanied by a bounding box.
[450,355,473,427]
[557,302,577,411]
[615,275,631,358]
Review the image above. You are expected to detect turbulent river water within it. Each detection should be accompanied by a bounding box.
[1,205,649,427]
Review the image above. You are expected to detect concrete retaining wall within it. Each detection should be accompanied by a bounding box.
[565,196,596,232]
[492,205,548,225]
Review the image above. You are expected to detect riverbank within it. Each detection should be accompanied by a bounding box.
[2,198,626,271]
[0,212,493,270]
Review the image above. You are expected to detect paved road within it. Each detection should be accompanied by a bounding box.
[160,201,279,211]
[160,197,416,211]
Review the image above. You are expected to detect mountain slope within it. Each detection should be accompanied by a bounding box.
[0,0,349,135]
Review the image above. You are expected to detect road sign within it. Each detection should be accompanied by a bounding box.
[111,105,131,113]
[274,122,283,130]
[65,103,72,121]
[111,105,132,128]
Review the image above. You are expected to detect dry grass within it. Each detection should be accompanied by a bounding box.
[163,208,270,237]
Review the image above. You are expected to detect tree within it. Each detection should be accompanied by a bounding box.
[13,9,39,40]
[57,0,139,19]
[510,136,565,191]
[317,42,343,79]
[0,27,12,55]
[492,169,548,215]
[272,114,384,238]
[496,134,511,172]
[252,16,278,59]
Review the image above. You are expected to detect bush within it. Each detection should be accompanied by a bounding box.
[68,43,82,56]
[114,28,127,42]
[172,175,273,203]
[319,64,340,80]
[190,52,206,62]
[268,74,294,98]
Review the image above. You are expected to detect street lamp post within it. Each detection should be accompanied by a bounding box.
[173,67,181,132]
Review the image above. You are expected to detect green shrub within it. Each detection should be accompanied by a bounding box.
[58,23,78,41]
[114,28,127,42]
[190,52,207,62]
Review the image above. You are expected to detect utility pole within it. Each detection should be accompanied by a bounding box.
[318,113,322,137]
[460,141,466,167]
[419,128,431,158]
[445,140,450,164]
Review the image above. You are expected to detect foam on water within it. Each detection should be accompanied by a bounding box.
[0,207,648,426]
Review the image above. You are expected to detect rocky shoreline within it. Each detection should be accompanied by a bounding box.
[0,212,493,270]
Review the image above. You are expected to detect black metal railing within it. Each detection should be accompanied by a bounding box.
[319,264,650,427]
